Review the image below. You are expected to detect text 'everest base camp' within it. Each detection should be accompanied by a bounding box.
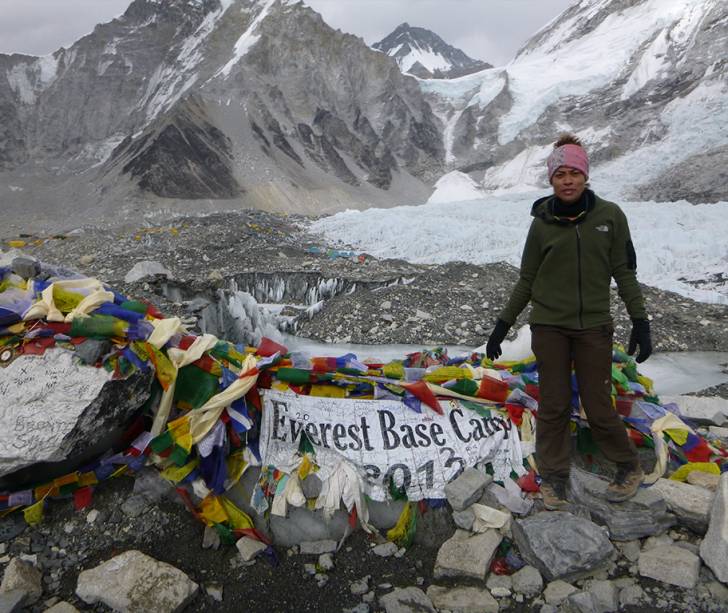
[1,0,728,611]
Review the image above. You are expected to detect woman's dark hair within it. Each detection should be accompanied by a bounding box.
[554,133,584,148]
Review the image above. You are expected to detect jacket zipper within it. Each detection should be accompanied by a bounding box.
[576,225,583,328]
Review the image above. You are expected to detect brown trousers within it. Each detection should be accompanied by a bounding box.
[531,324,638,479]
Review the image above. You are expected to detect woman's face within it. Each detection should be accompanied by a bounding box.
[551,166,587,204]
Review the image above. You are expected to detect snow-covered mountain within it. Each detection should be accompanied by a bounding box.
[0,0,444,229]
[421,0,728,203]
[373,23,491,80]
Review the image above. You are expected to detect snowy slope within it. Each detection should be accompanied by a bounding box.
[373,23,491,79]
[310,192,728,305]
[420,0,728,203]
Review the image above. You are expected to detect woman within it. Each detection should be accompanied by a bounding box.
[486,134,652,509]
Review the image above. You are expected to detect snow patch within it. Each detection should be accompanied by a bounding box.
[482,145,552,192]
[218,0,276,77]
[621,29,670,99]
[427,172,484,204]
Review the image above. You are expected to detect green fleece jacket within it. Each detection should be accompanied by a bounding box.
[499,190,647,329]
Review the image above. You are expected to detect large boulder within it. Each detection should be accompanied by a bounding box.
[700,473,728,583]
[651,478,714,533]
[76,550,198,612]
[512,512,615,582]
[0,349,152,486]
[568,468,675,540]
[434,529,502,580]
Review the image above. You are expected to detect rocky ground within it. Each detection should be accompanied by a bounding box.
[2,210,728,612]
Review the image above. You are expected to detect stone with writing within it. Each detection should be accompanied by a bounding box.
[0,349,152,484]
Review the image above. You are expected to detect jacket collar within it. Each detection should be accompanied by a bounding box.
[531,189,596,225]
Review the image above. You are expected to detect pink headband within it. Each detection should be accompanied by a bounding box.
[547,144,589,180]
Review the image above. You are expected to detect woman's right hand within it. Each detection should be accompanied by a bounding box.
[486,319,511,361]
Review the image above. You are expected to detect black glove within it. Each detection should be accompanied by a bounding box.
[486,319,511,361]
[628,318,652,363]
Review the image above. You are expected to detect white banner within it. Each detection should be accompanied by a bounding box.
[260,389,525,501]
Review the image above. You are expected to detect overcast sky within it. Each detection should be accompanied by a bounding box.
[0,0,575,66]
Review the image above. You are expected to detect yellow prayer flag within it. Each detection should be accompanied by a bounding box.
[219,496,254,530]
[199,495,228,526]
[24,499,45,526]
[161,458,199,484]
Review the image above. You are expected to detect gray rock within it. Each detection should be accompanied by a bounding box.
[299,539,337,555]
[318,553,334,571]
[350,576,370,596]
[512,512,614,582]
[434,529,502,580]
[452,508,475,531]
[343,605,369,613]
[568,468,675,540]
[661,395,728,426]
[76,550,198,613]
[74,339,112,366]
[367,499,407,531]
[617,540,640,562]
[10,257,40,280]
[489,586,510,598]
[707,581,728,602]
[618,585,645,607]
[121,495,149,518]
[700,472,728,583]
[686,471,720,491]
[562,591,599,613]
[543,580,577,605]
[300,474,323,499]
[270,506,349,546]
[371,542,399,557]
[445,468,492,511]
[642,534,674,551]
[587,580,619,612]
[236,537,266,562]
[485,574,512,591]
[652,478,714,533]
[379,587,435,613]
[0,516,26,543]
[511,565,543,597]
[205,584,223,602]
[639,544,701,588]
[124,261,173,284]
[0,558,42,604]
[426,585,499,613]
[44,602,80,613]
[0,589,26,613]
[202,526,220,550]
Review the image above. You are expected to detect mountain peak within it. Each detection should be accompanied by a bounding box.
[373,23,491,79]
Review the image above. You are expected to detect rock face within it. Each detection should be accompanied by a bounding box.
[567,469,675,540]
[426,585,498,613]
[76,550,198,613]
[373,23,492,79]
[1,0,443,228]
[0,349,153,485]
[0,558,42,604]
[700,472,728,583]
[512,512,615,582]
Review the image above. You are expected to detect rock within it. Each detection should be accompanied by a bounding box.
[511,565,543,597]
[426,585,499,613]
[617,540,640,562]
[44,602,80,613]
[10,257,41,280]
[299,539,337,555]
[124,260,173,283]
[444,468,492,511]
[652,478,713,533]
[380,301,392,310]
[489,586,510,598]
[642,534,673,551]
[75,550,198,613]
[618,585,645,607]
[344,605,369,613]
[452,508,475,531]
[0,350,152,480]
[587,580,619,612]
[687,471,720,491]
[74,338,112,365]
[379,587,435,613]
[236,537,266,562]
[318,553,334,571]
[568,468,674,540]
[562,591,599,613]
[371,542,399,557]
[512,512,614,582]
[543,580,577,605]
[434,529,502,580]
[86,510,100,524]
[121,495,148,518]
[300,474,323,499]
[79,254,95,266]
[700,473,728,583]
[350,576,370,596]
[709,426,728,438]
[0,558,42,604]
[485,574,512,591]
[0,589,26,613]
[707,581,728,602]
[663,395,728,426]
[205,584,223,602]
[638,544,700,588]
[202,526,221,550]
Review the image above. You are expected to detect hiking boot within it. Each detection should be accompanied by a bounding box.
[540,478,569,511]
[606,463,644,502]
